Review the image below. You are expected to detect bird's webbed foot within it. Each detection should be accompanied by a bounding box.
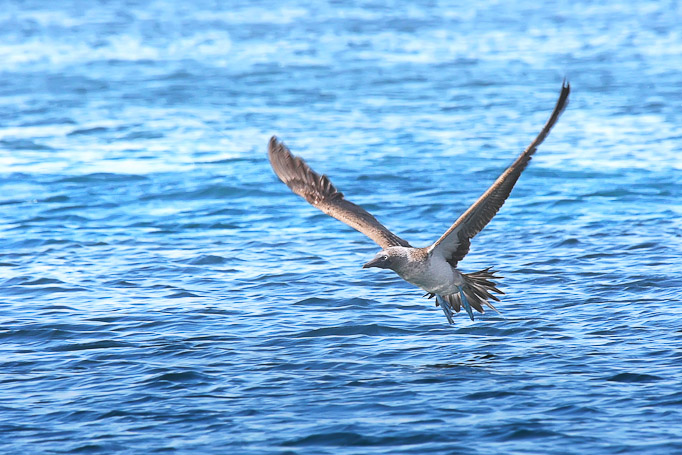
[435,295,455,324]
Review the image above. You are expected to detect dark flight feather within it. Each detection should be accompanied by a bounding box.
[429,81,570,266]
[268,137,412,250]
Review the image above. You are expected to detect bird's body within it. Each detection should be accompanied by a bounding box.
[380,246,463,295]
[268,81,570,323]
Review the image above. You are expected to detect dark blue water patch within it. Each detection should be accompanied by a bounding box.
[494,425,564,442]
[40,194,71,203]
[294,324,416,338]
[547,404,604,416]
[166,291,201,298]
[144,371,215,386]
[42,202,119,214]
[20,277,64,286]
[605,372,664,383]
[21,213,89,224]
[625,241,660,250]
[344,378,402,389]
[553,237,581,247]
[53,173,150,184]
[2,276,86,295]
[103,279,138,287]
[0,138,53,150]
[48,340,132,352]
[187,254,228,265]
[281,430,454,449]
[197,156,257,165]
[67,126,110,136]
[20,116,77,126]
[656,391,682,407]
[0,327,74,343]
[120,130,165,140]
[465,390,518,400]
[138,184,270,202]
[292,297,378,311]
[0,198,27,206]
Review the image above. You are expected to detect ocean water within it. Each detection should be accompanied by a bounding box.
[1,1,682,453]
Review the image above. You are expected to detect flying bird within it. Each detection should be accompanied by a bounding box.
[268,81,570,323]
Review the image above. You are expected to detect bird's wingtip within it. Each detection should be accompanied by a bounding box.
[561,78,571,96]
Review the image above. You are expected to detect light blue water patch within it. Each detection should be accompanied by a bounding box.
[1,1,682,454]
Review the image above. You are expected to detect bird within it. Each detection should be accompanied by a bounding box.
[267,81,570,323]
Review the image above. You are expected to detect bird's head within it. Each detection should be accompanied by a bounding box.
[362,247,410,271]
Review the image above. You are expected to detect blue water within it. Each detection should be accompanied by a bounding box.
[2,1,682,454]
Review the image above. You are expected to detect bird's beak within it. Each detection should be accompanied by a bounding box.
[363,257,382,269]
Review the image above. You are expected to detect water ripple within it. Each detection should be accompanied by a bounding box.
[1,1,682,454]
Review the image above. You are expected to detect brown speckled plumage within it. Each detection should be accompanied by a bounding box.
[268,136,412,250]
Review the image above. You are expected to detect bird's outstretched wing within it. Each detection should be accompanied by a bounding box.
[428,81,570,266]
[268,137,412,249]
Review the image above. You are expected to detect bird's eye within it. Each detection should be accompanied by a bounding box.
[381,255,389,261]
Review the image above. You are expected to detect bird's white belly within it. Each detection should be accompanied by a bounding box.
[398,255,462,295]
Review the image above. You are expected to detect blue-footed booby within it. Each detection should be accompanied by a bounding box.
[268,81,570,323]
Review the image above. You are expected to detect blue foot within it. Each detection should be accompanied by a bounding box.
[458,285,474,321]
[436,295,454,324]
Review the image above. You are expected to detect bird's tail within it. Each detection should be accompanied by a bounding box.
[433,267,504,323]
